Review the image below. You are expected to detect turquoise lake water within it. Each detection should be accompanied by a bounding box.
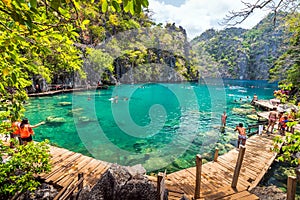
[25,79,277,172]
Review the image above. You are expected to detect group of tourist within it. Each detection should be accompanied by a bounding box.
[221,93,297,149]
[266,107,296,136]
[9,118,45,147]
[221,111,246,148]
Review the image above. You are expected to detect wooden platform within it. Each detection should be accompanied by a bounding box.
[28,86,108,97]
[254,100,277,111]
[38,145,111,188]
[164,133,281,200]
[39,133,282,199]
[257,111,270,120]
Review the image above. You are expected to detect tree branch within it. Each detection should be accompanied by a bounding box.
[222,0,299,26]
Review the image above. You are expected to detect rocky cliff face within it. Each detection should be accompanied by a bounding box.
[191,13,290,80]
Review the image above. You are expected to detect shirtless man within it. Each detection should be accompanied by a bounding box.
[266,108,277,135]
[221,111,227,128]
[235,123,246,148]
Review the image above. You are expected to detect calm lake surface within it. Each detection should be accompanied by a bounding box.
[25,79,277,172]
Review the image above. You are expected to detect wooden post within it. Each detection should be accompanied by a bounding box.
[194,154,202,199]
[78,173,83,190]
[214,148,219,162]
[157,171,166,200]
[231,146,246,188]
[287,176,297,200]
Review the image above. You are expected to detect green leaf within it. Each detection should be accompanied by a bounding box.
[123,0,128,7]
[30,0,37,8]
[141,0,148,7]
[129,0,134,15]
[73,0,80,10]
[51,0,60,10]
[102,0,108,13]
[135,0,141,14]
[112,1,121,12]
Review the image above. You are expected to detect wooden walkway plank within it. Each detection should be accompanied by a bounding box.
[42,132,282,200]
[164,134,283,200]
[56,156,95,187]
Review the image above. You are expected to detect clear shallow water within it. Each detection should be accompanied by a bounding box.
[25,79,277,172]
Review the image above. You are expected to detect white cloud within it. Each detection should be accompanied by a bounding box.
[149,0,269,39]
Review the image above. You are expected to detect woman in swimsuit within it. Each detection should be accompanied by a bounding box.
[266,108,277,135]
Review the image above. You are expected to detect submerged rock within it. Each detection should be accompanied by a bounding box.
[46,116,66,123]
[87,164,157,200]
[58,101,72,106]
[232,108,255,115]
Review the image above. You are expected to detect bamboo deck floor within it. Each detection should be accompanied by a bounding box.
[38,145,111,188]
[164,133,281,200]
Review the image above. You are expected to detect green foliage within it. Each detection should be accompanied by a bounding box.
[273,131,300,165]
[192,13,290,80]
[0,0,149,198]
[0,140,51,198]
[270,13,300,88]
[87,48,115,76]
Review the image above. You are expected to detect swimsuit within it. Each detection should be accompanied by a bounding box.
[238,135,247,140]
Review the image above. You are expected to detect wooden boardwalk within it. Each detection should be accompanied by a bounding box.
[38,145,111,188]
[164,134,281,200]
[38,133,281,199]
[253,100,277,110]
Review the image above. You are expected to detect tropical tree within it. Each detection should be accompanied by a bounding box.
[0,0,149,197]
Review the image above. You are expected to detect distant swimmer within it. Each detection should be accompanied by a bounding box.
[109,95,119,103]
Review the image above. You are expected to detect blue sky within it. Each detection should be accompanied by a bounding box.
[149,0,268,39]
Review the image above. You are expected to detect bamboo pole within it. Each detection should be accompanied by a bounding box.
[231,146,246,188]
[214,148,219,162]
[287,176,297,200]
[194,154,202,199]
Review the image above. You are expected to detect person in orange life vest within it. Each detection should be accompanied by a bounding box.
[10,121,21,147]
[19,118,45,145]
[279,115,288,135]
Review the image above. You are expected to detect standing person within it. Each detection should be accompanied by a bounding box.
[235,123,247,148]
[266,108,277,135]
[221,111,227,128]
[10,121,21,147]
[251,93,258,105]
[19,118,45,145]
[279,115,289,135]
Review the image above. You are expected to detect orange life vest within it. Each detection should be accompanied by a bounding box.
[12,121,20,135]
[19,125,33,138]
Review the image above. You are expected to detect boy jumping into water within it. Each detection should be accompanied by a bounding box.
[235,123,246,148]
